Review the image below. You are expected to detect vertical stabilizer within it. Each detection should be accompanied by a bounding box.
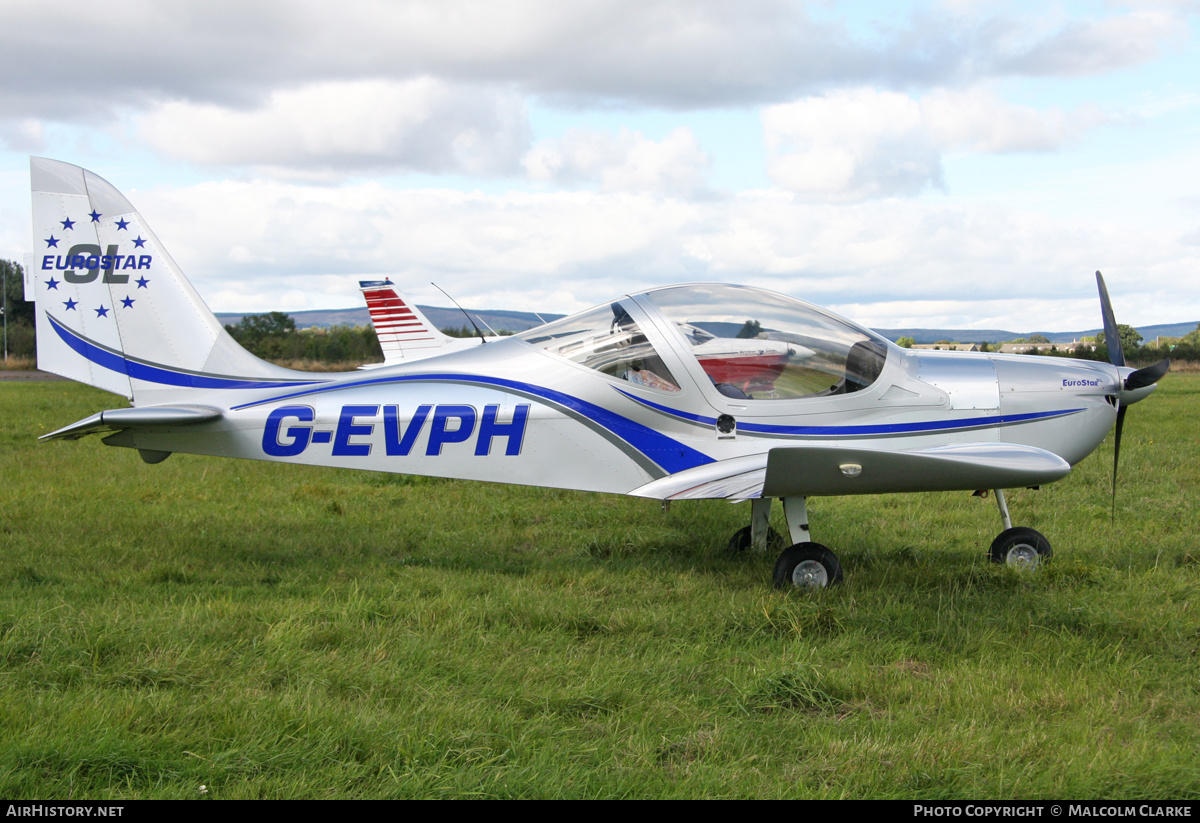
[30,158,306,405]
[359,279,459,363]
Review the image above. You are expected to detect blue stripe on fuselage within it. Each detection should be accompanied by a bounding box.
[47,313,327,390]
[615,388,1085,437]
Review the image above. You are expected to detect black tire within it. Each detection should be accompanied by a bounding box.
[772,543,843,589]
[989,527,1052,569]
[727,525,785,556]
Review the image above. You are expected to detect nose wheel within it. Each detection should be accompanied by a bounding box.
[986,489,1052,569]
[989,527,1052,569]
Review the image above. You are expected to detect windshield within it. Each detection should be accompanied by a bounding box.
[643,284,889,400]
[518,300,682,392]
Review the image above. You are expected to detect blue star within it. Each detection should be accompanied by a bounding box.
[45,236,59,248]
[61,218,75,230]
[133,236,146,248]
[121,296,135,308]
[95,305,110,318]
[89,210,102,222]
[135,276,150,289]
[45,277,59,290]
[64,298,78,311]
[115,218,130,230]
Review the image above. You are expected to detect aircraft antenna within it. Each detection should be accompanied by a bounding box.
[431,282,488,344]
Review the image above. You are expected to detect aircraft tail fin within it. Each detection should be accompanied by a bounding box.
[359,279,456,363]
[29,158,312,405]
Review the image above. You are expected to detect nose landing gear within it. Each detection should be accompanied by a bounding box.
[986,489,1052,569]
[989,527,1053,568]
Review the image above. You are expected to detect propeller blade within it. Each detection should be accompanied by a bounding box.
[1110,402,1126,522]
[1125,357,1171,391]
[1096,270,1125,368]
[1095,272,1166,521]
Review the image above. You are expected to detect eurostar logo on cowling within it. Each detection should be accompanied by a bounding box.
[39,209,152,320]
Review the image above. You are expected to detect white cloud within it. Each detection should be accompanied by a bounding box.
[132,180,705,314]
[763,89,945,201]
[117,176,1198,331]
[762,86,1109,201]
[522,127,710,193]
[0,119,44,152]
[919,88,1107,153]
[0,1,1185,127]
[987,9,1183,77]
[137,78,530,177]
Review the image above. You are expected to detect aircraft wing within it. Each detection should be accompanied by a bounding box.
[629,442,1071,501]
[39,405,222,441]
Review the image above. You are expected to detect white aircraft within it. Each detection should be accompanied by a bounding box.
[26,158,1168,588]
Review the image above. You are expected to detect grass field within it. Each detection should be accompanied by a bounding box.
[1,376,1198,799]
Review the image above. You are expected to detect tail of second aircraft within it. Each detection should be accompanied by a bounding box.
[359,279,483,366]
[27,158,314,406]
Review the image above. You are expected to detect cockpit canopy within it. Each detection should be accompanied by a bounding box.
[518,300,685,391]
[519,284,890,400]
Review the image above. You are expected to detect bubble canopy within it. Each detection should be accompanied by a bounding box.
[519,284,891,400]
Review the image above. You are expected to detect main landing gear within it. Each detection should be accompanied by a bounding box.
[727,496,842,589]
[733,489,1052,589]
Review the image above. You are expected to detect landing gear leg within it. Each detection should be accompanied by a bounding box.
[994,488,1013,530]
[988,488,1052,569]
[782,496,810,545]
[772,496,843,588]
[725,498,783,555]
[750,497,773,552]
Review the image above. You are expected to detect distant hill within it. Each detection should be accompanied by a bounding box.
[215,306,1196,346]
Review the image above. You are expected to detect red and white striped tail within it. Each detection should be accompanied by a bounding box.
[359,280,451,361]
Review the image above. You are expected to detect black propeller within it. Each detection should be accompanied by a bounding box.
[1124,357,1171,390]
[1095,270,1170,519]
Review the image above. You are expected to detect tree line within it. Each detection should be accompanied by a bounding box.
[2,259,36,359]
[221,311,383,364]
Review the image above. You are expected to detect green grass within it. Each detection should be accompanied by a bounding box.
[1,377,1198,798]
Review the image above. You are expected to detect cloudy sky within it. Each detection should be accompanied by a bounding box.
[2,0,1198,332]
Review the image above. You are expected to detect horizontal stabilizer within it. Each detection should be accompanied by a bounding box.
[40,405,222,441]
